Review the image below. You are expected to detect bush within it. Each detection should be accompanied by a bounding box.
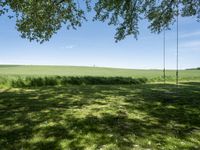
[60,76,147,85]
[11,78,27,87]
[10,76,148,87]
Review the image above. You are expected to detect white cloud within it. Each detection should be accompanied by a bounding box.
[65,45,75,49]
[180,40,200,52]
[180,31,200,38]
[181,41,200,48]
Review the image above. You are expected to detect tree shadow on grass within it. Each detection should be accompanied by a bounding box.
[133,83,200,127]
[0,83,200,149]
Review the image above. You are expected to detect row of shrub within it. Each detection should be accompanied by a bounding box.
[9,76,148,87]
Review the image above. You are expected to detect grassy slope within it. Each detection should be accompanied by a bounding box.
[0,83,200,149]
[0,65,200,81]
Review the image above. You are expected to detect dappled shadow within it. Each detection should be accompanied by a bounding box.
[133,83,200,127]
[0,83,200,149]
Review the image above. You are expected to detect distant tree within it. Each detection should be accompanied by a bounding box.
[0,0,199,43]
[186,67,200,70]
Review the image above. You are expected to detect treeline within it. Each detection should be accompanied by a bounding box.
[186,67,200,70]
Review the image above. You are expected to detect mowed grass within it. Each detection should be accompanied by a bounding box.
[0,65,199,82]
[0,83,200,149]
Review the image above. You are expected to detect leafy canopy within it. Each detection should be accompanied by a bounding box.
[0,0,200,43]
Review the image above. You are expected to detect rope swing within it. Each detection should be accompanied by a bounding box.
[163,29,166,85]
[163,3,179,86]
[176,3,179,87]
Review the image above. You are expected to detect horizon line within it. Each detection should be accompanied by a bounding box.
[0,63,198,70]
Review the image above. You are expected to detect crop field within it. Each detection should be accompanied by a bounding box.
[0,65,200,149]
[0,65,200,83]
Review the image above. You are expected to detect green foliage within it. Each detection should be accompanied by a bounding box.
[0,0,200,42]
[61,76,148,85]
[1,0,86,43]
[10,76,147,87]
[0,83,200,149]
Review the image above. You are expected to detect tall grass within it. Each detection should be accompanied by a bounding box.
[7,76,148,87]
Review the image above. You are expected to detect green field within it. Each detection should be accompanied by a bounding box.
[0,65,200,82]
[0,65,200,149]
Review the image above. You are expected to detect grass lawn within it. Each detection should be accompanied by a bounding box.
[0,82,200,149]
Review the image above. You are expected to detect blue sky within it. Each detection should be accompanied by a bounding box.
[0,10,200,69]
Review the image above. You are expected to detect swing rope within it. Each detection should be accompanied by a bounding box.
[163,29,166,85]
[176,3,179,87]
